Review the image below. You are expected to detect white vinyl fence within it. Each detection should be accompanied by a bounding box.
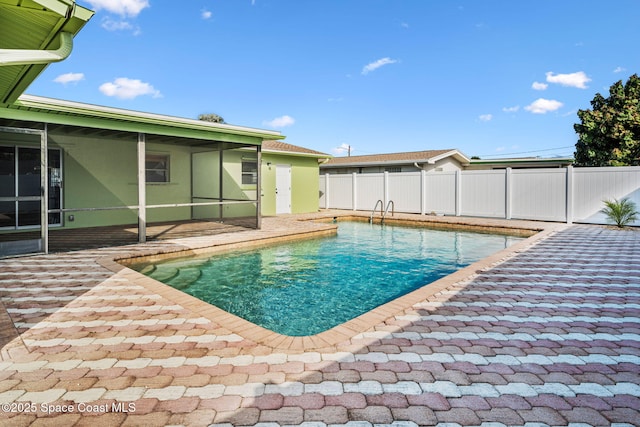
[319,166,640,225]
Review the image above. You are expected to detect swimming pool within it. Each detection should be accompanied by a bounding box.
[131,221,524,336]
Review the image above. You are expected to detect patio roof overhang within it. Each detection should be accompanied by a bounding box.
[2,95,284,145]
[0,0,94,106]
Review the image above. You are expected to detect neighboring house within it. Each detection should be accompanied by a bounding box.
[0,1,323,257]
[260,141,330,216]
[320,149,470,174]
[320,148,573,174]
[464,156,574,170]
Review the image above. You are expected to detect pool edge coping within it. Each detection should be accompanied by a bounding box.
[98,214,566,353]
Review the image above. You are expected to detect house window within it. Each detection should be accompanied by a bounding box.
[385,167,402,173]
[146,154,170,183]
[242,159,258,185]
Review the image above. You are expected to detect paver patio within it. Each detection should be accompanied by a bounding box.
[0,212,638,426]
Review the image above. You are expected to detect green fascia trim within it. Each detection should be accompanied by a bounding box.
[30,0,74,16]
[8,95,284,144]
[0,0,68,16]
[0,1,94,105]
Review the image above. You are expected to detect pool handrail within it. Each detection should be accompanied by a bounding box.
[382,200,395,224]
[369,200,384,223]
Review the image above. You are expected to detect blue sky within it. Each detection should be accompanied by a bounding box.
[28,0,640,159]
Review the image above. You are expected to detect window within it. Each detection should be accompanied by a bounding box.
[146,154,169,183]
[242,159,258,185]
[385,167,402,173]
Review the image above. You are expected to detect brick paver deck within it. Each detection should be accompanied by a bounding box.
[0,212,638,426]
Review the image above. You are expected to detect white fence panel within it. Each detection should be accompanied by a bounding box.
[511,169,567,221]
[460,170,506,218]
[327,174,353,209]
[356,174,385,211]
[388,172,421,213]
[573,166,640,225]
[424,172,457,215]
[319,175,326,208]
[320,167,640,226]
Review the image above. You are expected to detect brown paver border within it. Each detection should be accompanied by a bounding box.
[98,212,565,353]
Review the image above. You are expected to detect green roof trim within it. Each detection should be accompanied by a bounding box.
[0,0,94,105]
[4,95,284,145]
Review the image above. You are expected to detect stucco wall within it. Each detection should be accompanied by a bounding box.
[261,153,320,216]
[50,132,193,228]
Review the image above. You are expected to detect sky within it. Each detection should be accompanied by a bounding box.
[27,0,640,159]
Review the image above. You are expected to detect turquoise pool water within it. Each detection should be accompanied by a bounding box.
[133,222,523,336]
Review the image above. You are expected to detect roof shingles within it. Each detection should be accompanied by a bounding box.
[323,149,457,166]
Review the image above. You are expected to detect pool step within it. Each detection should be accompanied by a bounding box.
[169,267,203,290]
[138,264,156,275]
[148,265,179,282]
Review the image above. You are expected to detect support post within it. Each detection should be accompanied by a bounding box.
[137,133,146,243]
[505,167,512,220]
[325,174,330,209]
[352,172,357,211]
[566,165,574,224]
[41,124,49,254]
[256,145,262,229]
[218,145,224,222]
[455,170,462,217]
[420,170,426,215]
[383,171,389,207]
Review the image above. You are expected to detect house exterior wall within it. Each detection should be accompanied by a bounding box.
[423,157,463,172]
[48,131,260,229]
[261,153,320,216]
[221,149,259,218]
[321,157,464,175]
[51,133,196,228]
[50,132,138,228]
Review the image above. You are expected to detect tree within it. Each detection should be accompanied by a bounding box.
[198,113,225,124]
[573,74,640,166]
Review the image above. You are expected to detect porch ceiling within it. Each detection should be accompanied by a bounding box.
[0,0,94,106]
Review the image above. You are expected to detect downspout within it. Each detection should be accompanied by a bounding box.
[0,31,73,66]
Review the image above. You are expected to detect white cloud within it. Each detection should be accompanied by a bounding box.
[84,0,149,17]
[532,81,548,91]
[53,72,85,84]
[100,17,137,33]
[263,115,295,128]
[524,98,563,114]
[614,66,626,73]
[332,143,352,155]
[99,77,161,100]
[202,10,212,20]
[400,22,409,28]
[478,114,492,122]
[502,105,520,113]
[545,71,591,89]
[362,57,398,75]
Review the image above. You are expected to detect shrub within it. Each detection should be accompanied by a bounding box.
[601,198,638,228]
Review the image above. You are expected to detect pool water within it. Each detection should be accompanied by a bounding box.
[133,222,523,336]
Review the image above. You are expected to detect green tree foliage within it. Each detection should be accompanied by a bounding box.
[574,74,640,166]
[198,113,225,124]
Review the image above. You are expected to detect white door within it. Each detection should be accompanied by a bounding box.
[275,164,291,214]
